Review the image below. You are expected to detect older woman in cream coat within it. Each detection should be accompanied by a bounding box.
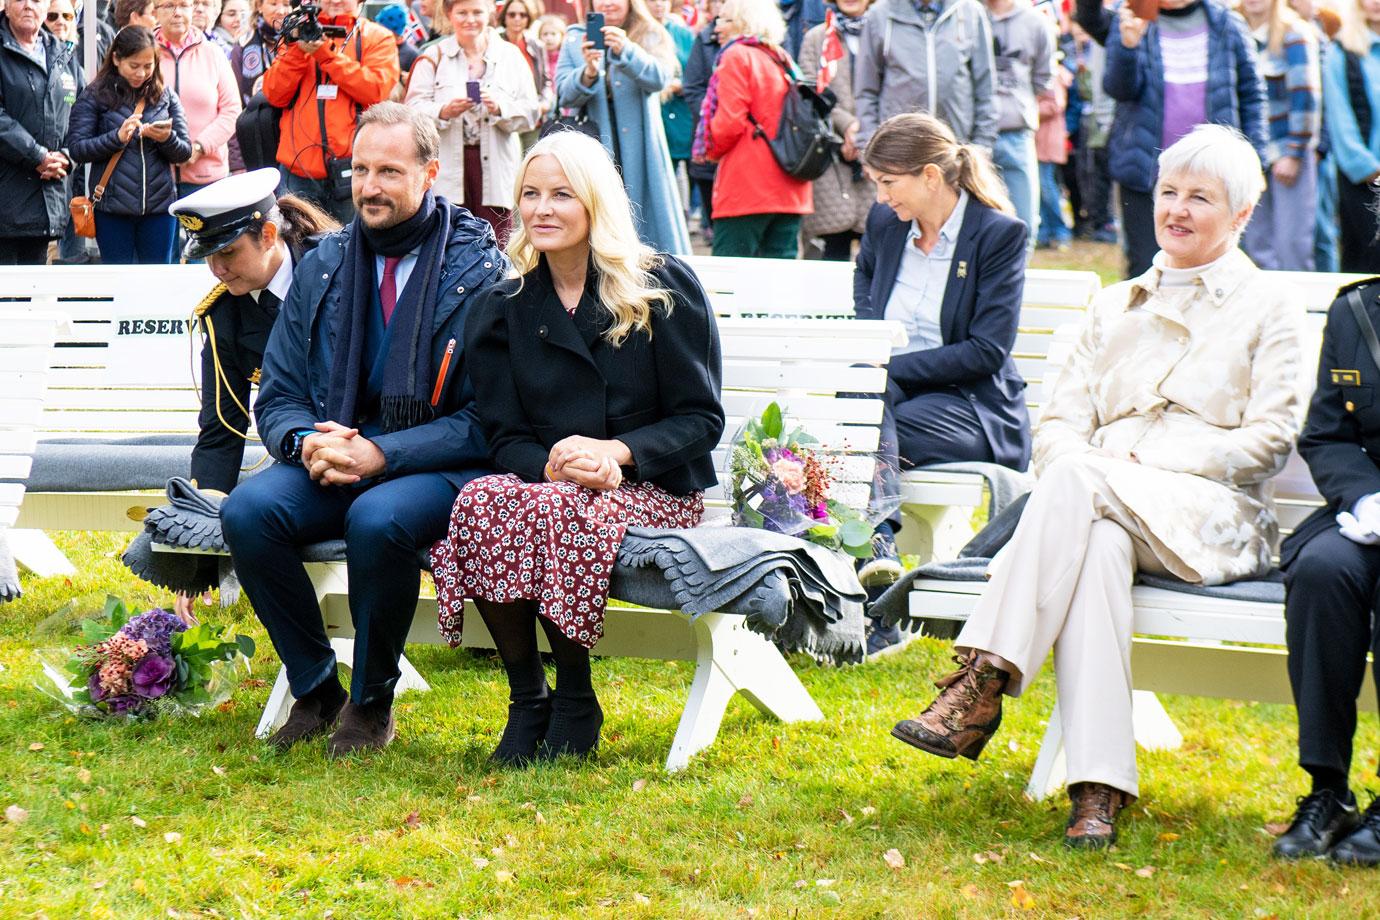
[405,0,540,241]
[891,125,1304,850]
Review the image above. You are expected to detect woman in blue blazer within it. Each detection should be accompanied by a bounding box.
[853,113,1032,648]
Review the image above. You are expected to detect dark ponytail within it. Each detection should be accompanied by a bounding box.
[862,113,1015,216]
[268,194,341,253]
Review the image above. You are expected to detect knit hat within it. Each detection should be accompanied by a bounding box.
[374,3,409,36]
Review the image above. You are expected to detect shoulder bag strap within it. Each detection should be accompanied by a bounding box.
[92,98,146,203]
[1348,287,1380,375]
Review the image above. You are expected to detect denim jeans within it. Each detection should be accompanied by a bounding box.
[1314,152,1340,273]
[1037,161,1071,244]
[93,212,177,264]
[993,128,1039,253]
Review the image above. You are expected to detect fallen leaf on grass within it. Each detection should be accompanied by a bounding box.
[535,812,546,826]
[819,891,842,906]
[1008,882,1035,910]
[164,832,182,844]
[494,870,515,885]
[837,809,854,825]
[1135,866,1156,878]
[1157,832,1180,842]
[815,879,835,888]
[5,805,28,824]
[504,833,519,848]
[1264,822,1290,837]
[392,877,434,889]
[860,806,877,817]
[632,779,649,793]
[241,678,268,689]
[959,884,979,900]
[1026,852,1050,864]
[211,766,227,777]
[472,857,490,870]
[883,849,905,870]
[794,880,807,889]
[738,794,754,808]
[1113,862,1133,871]
[28,743,44,752]
[91,880,105,890]
[76,769,92,785]
[130,816,147,828]
[973,851,1004,865]
[402,811,421,830]
[633,893,651,905]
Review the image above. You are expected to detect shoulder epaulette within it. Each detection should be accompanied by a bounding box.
[192,282,229,319]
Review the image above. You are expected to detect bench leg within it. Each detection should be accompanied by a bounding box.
[1024,691,1184,801]
[1131,689,1183,751]
[664,612,823,773]
[898,504,978,565]
[253,637,431,739]
[7,528,74,577]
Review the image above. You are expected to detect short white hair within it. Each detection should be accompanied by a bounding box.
[1155,124,1266,214]
[721,0,786,43]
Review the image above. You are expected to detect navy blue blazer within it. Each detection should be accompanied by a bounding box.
[853,199,1032,471]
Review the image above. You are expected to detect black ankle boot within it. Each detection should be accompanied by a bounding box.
[538,693,603,760]
[490,686,552,768]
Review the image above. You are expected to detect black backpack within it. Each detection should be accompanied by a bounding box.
[235,92,282,172]
[747,46,839,182]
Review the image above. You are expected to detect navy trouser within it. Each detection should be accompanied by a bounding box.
[1284,525,1380,778]
[221,462,460,706]
[93,212,177,264]
[873,378,993,530]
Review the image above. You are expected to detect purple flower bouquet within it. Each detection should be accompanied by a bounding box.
[39,597,254,719]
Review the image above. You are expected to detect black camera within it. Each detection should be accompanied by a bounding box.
[279,0,348,43]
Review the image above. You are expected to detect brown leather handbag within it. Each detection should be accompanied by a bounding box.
[69,99,146,238]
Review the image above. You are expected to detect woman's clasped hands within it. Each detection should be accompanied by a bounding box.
[545,435,632,491]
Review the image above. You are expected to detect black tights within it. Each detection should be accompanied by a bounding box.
[473,599,593,701]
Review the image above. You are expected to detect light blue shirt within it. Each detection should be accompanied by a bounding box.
[374,250,420,303]
[1323,35,1380,184]
[884,190,969,356]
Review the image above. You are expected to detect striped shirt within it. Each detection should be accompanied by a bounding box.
[1251,23,1321,162]
[1159,3,1209,151]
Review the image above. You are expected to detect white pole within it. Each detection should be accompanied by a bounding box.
[82,0,96,79]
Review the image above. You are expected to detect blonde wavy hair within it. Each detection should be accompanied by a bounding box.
[1338,0,1379,54]
[506,131,673,346]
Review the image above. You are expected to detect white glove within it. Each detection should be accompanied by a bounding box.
[1337,493,1380,545]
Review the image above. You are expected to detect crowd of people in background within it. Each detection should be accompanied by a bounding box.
[2,0,1380,273]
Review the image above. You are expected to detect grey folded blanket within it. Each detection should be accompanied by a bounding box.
[0,530,20,603]
[614,526,867,665]
[121,477,233,597]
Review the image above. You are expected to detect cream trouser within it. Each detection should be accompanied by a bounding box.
[956,454,1170,798]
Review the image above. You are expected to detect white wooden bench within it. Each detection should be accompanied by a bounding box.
[4,263,906,772]
[905,297,1362,800]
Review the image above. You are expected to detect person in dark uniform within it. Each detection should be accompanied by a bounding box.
[1276,276,1380,865]
[168,167,339,618]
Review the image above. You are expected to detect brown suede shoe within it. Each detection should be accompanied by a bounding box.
[326,700,396,758]
[266,693,346,751]
[891,651,1009,760]
[1065,782,1135,849]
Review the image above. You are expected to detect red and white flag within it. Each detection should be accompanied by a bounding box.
[817,9,846,94]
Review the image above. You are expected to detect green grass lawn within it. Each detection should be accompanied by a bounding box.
[3,531,1380,919]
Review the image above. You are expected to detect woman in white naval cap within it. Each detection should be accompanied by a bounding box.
[168,167,339,618]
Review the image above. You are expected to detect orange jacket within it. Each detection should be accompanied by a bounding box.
[262,18,400,179]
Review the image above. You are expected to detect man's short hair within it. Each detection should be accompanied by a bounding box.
[355,101,440,164]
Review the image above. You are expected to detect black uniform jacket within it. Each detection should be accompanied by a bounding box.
[1282,277,1380,569]
[464,253,725,496]
[189,237,321,493]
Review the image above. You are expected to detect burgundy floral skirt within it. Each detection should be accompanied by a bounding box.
[430,474,704,648]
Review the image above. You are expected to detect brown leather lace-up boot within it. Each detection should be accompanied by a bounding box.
[1064,782,1135,849]
[890,650,1010,760]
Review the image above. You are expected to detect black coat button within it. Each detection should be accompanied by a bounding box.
[537,325,548,339]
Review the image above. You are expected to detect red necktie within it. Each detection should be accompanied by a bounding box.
[380,256,402,325]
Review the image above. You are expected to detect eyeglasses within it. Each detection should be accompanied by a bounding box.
[506,8,529,15]
[47,9,76,18]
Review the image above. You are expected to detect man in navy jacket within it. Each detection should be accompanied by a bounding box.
[221,103,505,756]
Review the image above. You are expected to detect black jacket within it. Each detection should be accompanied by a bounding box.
[465,254,725,496]
[0,17,82,239]
[682,20,721,183]
[854,200,1032,471]
[66,83,191,217]
[1282,278,1380,569]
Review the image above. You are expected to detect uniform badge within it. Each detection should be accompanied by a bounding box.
[250,368,261,385]
[957,261,968,279]
[1332,369,1362,386]
[177,212,205,232]
[243,46,263,76]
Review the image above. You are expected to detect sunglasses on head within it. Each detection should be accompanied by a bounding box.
[47,10,76,19]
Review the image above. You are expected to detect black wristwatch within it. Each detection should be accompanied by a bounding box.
[283,429,313,465]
